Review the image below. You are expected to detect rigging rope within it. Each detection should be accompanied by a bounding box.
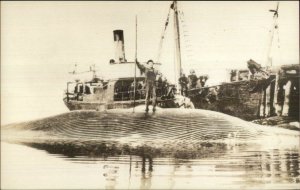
[156,2,197,75]
[156,6,172,63]
[178,10,197,72]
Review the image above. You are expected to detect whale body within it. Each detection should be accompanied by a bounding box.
[2,106,298,146]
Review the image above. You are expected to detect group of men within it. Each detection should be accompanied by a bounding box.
[178,69,209,96]
[135,59,212,112]
[136,59,212,112]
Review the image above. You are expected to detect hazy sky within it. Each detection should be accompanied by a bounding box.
[1,1,299,125]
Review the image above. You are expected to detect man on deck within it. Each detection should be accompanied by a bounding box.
[136,59,161,112]
[188,69,198,90]
[179,73,188,96]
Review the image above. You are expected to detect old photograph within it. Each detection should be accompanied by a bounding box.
[1,1,299,189]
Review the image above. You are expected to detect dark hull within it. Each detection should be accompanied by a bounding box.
[63,98,178,111]
[189,81,263,121]
[63,98,145,111]
[189,79,299,122]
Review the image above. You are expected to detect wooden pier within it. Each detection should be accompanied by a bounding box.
[189,64,299,123]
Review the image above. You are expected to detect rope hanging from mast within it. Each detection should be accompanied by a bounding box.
[156,1,184,90]
[157,2,195,73]
[178,9,197,69]
[156,3,173,63]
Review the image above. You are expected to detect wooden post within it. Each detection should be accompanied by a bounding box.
[273,71,280,115]
[265,84,271,117]
[259,89,266,117]
[236,71,240,81]
[248,70,251,80]
[269,80,275,116]
[282,80,291,116]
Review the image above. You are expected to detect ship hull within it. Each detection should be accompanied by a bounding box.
[189,78,299,122]
[189,80,263,121]
[63,97,146,111]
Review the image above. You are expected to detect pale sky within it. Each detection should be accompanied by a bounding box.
[1,1,299,125]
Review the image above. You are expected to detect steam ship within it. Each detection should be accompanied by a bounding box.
[63,1,299,125]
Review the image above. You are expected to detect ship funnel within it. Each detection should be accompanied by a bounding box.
[113,30,126,63]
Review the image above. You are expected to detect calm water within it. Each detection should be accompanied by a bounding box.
[2,139,300,189]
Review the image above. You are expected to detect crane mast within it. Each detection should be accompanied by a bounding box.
[173,1,182,93]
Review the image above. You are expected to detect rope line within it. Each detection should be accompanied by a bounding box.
[156,6,172,63]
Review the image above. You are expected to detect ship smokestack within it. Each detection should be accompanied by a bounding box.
[113,30,126,63]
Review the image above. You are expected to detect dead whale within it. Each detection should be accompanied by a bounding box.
[3,106,298,144]
[2,106,299,158]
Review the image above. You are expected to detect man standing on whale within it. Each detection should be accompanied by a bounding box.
[136,59,161,112]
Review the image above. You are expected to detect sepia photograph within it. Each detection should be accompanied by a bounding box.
[1,1,299,189]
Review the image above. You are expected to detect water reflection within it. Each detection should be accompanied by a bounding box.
[100,155,154,189]
[22,140,229,159]
[13,141,299,189]
[103,164,119,189]
[140,156,153,189]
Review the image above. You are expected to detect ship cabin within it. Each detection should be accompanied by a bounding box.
[64,76,176,111]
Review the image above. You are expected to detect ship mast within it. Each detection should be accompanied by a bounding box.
[173,1,182,93]
[266,2,279,69]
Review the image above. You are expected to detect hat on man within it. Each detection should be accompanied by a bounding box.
[147,59,154,64]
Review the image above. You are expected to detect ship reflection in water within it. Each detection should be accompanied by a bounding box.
[2,138,299,189]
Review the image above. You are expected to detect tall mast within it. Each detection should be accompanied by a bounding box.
[266,2,279,69]
[173,1,182,92]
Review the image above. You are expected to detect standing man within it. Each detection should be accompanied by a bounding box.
[179,73,188,96]
[156,74,163,97]
[136,59,161,112]
[188,69,198,90]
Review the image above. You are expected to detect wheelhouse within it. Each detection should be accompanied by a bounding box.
[64,76,176,111]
